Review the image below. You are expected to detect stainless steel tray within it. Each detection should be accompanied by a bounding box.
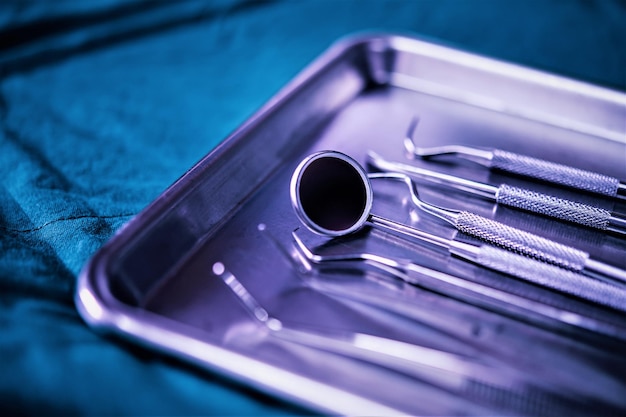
[77,34,626,415]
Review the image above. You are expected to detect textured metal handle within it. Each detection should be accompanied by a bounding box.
[491,150,620,197]
[465,379,591,417]
[477,246,626,312]
[496,184,612,230]
[455,211,589,271]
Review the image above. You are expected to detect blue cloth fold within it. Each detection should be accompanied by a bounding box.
[0,0,624,414]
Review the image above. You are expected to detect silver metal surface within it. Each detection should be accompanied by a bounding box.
[368,151,624,234]
[455,211,626,283]
[290,150,456,244]
[76,34,626,416]
[496,184,613,230]
[290,151,373,237]
[366,170,626,283]
[292,151,625,282]
[292,230,626,316]
[369,149,499,198]
[491,149,622,197]
[405,117,625,199]
[475,246,626,311]
[454,211,589,270]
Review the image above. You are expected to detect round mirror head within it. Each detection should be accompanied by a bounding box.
[290,151,373,237]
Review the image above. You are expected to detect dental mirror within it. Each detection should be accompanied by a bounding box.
[289,150,449,247]
[290,151,373,237]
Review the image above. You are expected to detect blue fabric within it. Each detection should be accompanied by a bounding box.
[1,0,624,414]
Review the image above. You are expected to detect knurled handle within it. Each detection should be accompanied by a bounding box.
[465,379,593,417]
[477,245,626,312]
[455,211,589,271]
[496,184,612,230]
[491,150,620,197]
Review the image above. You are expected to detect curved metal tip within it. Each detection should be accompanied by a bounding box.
[364,150,387,173]
[403,117,463,159]
[403,116,420,158]
[403,116,473,159]
[367,172,459,223]
[291,229,317,263]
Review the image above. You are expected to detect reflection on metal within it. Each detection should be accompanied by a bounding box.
[214,260,598,416]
